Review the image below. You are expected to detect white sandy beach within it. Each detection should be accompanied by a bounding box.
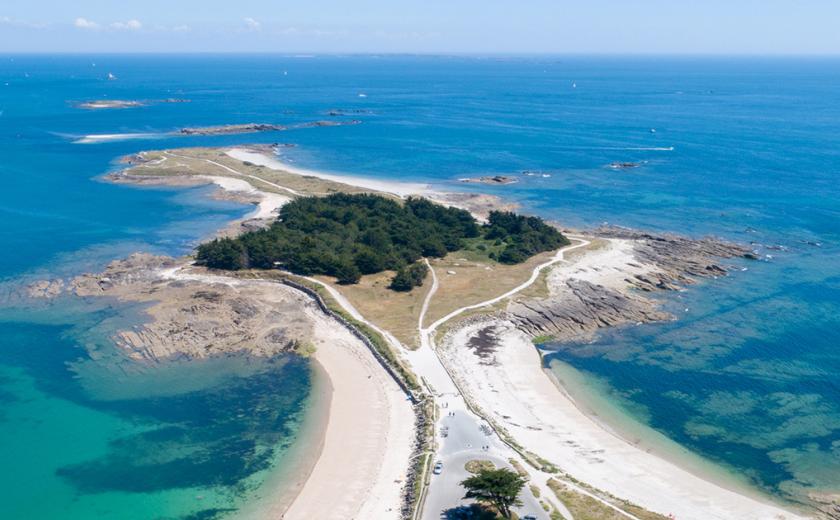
[275,308,416,520]
[184,164,417,518]
[155,268,417,520]
[226,148,431,198]
[440,239,810,520]
[198,175,290,219]
[74,132,167,144]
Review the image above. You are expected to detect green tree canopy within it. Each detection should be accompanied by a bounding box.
[460,468,527,519]
[389,261,428,292]
[195,193,568,291]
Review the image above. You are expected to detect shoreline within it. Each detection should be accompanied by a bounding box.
[541,355,806,514]
[278,306,415,519]
[441,319,810,520]
[32,254,417,519]
[99,144,816,518]
[236,358,333,519]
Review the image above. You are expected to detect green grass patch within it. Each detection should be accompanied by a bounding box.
[465,459,497,474]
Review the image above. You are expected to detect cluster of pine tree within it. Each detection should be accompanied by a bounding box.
[484,211,570,264]
[195,193,568,290]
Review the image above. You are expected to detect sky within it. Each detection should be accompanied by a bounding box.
[1,0,839,54]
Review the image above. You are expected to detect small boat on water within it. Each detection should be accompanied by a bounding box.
[107,72,117,81]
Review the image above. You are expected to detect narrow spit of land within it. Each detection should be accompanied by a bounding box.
[35,144,813,520]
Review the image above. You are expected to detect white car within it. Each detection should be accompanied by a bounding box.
[433,461,443,474]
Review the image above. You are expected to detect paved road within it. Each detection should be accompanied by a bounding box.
[422,407,548,520]
[415,241,595,520]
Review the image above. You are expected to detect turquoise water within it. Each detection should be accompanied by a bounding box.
[0,302,316,519]
[1,55,839,515]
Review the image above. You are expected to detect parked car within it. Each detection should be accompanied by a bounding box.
[433,461,443,474]
[522,515,537,520]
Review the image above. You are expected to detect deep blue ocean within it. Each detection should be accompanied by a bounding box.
[1,54,838,517]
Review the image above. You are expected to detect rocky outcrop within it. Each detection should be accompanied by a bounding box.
[593,225,753,290]
[811,493,840,520]
[27,254,315,362]
[178,123,286,136]
[505,227,755,343]
[507,279,671,341]
[69,253,178,296]
[177,119,361,136]
[458,175,519,185]
[607,161,644,170]
[26,279,66,298]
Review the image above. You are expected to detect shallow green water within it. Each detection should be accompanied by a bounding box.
[0,303,315,520]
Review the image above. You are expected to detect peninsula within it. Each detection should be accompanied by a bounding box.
[28,145,817,520]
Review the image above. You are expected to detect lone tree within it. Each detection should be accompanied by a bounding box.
[460,468,526,519]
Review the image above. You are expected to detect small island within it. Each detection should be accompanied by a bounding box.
[177,119,361,136]
[75,100,145,109]
[178,123,286,135]
[459,175,519,185]
[74,98,190,110]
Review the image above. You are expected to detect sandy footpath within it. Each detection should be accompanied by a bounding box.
[275,308,416,520]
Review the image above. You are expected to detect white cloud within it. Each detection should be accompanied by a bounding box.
[74,17,99,30]
[243,17,261,30]
[110,19,142,31]
[172,24,191,32]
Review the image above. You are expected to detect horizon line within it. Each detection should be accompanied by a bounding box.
[4,51,840,58]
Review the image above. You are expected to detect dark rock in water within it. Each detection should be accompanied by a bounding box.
[507,279,671,341]
[326,108,374,116]
[607,161,643,169]
[290,119,362,129]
